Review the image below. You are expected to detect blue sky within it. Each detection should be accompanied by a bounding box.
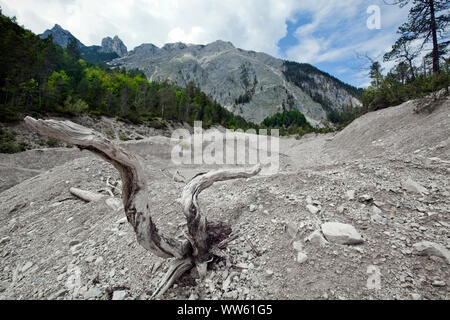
[1,0,416,88]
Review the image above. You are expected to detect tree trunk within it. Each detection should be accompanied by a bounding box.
[24,116,261,298]
[429,0,440,74]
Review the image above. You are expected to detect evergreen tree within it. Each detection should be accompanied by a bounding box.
[385,0,449,73]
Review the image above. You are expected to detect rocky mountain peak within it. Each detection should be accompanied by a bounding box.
[39,24,85,49]
[100,35,128,57]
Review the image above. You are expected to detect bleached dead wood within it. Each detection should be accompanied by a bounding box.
[70,187,105,202]
[24,116,261,298]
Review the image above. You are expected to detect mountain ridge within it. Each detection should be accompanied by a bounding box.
[110,40,362,124]
[39,24,362,124]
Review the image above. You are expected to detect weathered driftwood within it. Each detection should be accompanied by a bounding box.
[70,187,105,202]
[69,187,122,211]
[24,116,261,298]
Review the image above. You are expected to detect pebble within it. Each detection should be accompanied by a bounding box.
[306,205,319,214]
[346,190,356,201]
[296,252,308,264]
[432,280,446,287]
[0,237,11,245]
[112,290,128,300]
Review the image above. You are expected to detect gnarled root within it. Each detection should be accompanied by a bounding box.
[152,258,194,299]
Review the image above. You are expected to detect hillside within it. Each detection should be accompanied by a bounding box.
[0,94,448,300]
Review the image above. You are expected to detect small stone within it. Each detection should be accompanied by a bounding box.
[432,280,446,287]
[249,205,257,212]
[188,293,199,300]
[22,262,34,273]
[296,252,308,264]
[411,293,421,300]
[346,190,356,201]
[337,206,345,214]
[306,196,313,205]
[359,194,373,203]
[306,205,319,214]
[0,236,11,245]
[321,222,364,245]
[84,287,102,299]
[402,178,429,195]
[292,241,303,252]
[265,269,274,278]
[112,290,127,300]
[285,223,298,239]
[372,206,382,215]
[85,256,96,263]
[222,276,232,291]
[305,230,328,247]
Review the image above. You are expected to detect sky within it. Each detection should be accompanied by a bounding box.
[0,0,420,87]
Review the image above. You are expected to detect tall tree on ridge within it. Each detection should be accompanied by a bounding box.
[384,0,449,74]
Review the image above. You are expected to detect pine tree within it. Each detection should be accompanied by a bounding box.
[385,0,449,73]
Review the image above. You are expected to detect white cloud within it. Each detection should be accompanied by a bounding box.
[0,0,414,87]
[0,0,305,55]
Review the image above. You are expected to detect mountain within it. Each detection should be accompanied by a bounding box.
[39,24,85,48]
[100,36,128,57]
[110,40,363,124]
[40,24,127,63]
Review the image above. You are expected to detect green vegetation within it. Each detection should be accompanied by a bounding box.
[283,61,364,102]
[0,127,27,153]
[362,62,449,111]
[80,46,119,64]
[0,12,256,133]
[362,0,449,111]
[260,109,335,137]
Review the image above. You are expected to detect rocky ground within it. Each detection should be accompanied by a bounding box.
[0,95,449,300]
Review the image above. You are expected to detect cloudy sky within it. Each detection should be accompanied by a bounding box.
[1,0,416,87]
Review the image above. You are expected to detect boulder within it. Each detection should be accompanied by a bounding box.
[402,178,429,195]
[412,241,450,264]
[321,222,364,245]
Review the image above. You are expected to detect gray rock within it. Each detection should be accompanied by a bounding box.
[306,205,320,214]
[84,287,102,299]
[305,230,328,247]
[410,293,421,300]
[402,178,429,195]
[346,190,356,201]
[292,241,304,252]
[112,290,128,300]
[296,252,308,264]
[321,222,364,245]
[249,204,257,212]
[413,241,450,264]
[0,236,11,245]
[432,280,446,287]
[265,269,274,278]
[101,36,128,57]
[359,194,373,203]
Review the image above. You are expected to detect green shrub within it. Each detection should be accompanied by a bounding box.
[0,105,20,123]
[0,128,27,153]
